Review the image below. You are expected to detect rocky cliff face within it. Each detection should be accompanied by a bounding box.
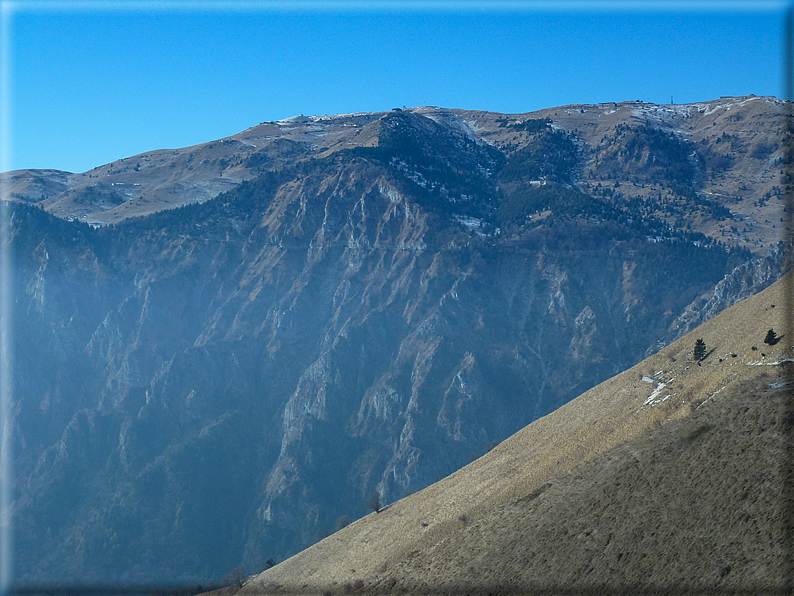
[6,102,787,586]
[6,96,790,255]
[663,240,791,345]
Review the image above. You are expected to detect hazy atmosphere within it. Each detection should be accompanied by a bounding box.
[3,1,793,593]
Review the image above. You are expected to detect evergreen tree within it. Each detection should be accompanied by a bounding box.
[764,329,780,345]
[694,338,707,361]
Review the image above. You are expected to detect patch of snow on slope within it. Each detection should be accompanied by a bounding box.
[695,372,739,411]
[421,109,481,144]
[311,111,374,120]
[379,185,403,204]
[770,380,794,389]
[454,215,483,230]
[464,120,486,132]
[643,382,668,406]
[747,357,794,366]
[693,97,758,117]
[632,104,692,126]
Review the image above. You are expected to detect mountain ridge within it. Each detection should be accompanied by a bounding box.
[4,95,788,254]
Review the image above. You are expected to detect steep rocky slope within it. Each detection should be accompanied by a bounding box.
[5,96,789,255]
[456,95,789,254]
[239,272,793,595]
[5,100,789,587]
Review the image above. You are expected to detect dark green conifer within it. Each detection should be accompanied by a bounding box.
[694,338,707,361]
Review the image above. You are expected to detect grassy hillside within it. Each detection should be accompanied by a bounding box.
[233,272,793,595]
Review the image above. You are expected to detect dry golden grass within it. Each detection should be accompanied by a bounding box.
[236,273,793,595]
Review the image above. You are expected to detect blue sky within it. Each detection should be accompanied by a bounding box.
[5,1,789,173]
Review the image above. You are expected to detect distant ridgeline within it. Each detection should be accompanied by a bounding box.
[6,96,790,587]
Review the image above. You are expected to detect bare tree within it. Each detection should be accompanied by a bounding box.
[366,490,382,514]
[221,564,247,588]
[335,515,351,531]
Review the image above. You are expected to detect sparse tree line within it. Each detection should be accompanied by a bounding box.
[692,327,782,364]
